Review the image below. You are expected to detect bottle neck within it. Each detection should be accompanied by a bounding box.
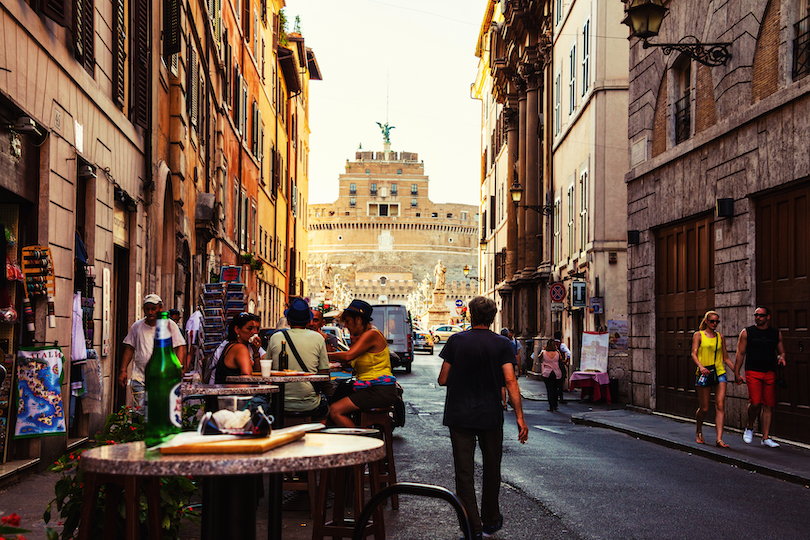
[155,316,172,349]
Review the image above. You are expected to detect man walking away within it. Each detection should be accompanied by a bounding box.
[439,297,529,539]
[734,306,786,447]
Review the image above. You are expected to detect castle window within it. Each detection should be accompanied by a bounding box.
[391,183,398,194]
[370,183,377,194]
[350,183,356,194]
[350,197,356,206]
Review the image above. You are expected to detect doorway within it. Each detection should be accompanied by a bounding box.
[113,244,130,410]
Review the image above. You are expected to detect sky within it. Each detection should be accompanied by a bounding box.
[285,0,486,206]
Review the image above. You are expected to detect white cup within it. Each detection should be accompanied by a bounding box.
[260,360,273,377]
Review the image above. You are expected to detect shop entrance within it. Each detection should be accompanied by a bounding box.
[113,244,130,410]
[654,214,715,417]
[756,182,810,443]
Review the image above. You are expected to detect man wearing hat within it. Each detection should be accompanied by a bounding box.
[118,294,187,410]
[266,297,330,419]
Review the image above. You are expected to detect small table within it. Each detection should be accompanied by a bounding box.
[181,382,279,412]
[569,371,611,404]
[80,434,384,540]
[226,374,331,539]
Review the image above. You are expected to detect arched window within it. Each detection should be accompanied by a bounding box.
[672,56,692,145]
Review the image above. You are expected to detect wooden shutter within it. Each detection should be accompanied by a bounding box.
[73,0,95,74]
[131,0,149,127]
[164,0,181,58]
[112,0,126,106]
[42,0,66,26]
[189,47,199,128]
[243,0,250,42]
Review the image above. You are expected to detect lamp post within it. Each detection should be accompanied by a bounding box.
[621,0,731,67]
[510,180,552,215]
[463,264,482,282]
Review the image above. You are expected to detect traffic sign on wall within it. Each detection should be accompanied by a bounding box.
[549,282,566,303]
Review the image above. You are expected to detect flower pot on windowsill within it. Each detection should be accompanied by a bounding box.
[250,259,263,272]
[239,253,254,266]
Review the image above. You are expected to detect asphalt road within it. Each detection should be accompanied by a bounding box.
[396,345,810,540]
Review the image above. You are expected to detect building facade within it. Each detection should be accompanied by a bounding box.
[0,0,314,472]
[474,0,630,385]
[625,0,810,442]
[307,141,479,324]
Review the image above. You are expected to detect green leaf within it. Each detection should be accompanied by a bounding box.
[46,526,60,540]
[44,501,52,523]
[0,525,32,534]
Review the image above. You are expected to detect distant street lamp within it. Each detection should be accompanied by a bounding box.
[510,180,552,215]
[463,264,482,282]
[621,0,731,67]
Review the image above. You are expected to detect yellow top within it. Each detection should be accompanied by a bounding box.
[352,330,394,381]
[696,331,726,376]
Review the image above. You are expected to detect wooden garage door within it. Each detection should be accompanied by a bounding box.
[757,183,810,443]
[655,215,715,417]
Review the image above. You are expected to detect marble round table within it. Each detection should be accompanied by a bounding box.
[81,433,384,540]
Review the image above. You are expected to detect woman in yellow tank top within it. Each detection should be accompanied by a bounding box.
[328,300,397,427]
[690,310,735,447]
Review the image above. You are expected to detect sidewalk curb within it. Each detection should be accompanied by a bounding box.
[571,412,810,487]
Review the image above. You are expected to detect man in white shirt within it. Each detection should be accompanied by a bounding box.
[554,331,571,403]
[118,294,187,411]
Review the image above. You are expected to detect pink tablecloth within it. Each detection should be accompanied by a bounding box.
[569,371,611,403]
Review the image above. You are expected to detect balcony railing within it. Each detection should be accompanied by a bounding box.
[674,91,691,145]
[794,15,810,80]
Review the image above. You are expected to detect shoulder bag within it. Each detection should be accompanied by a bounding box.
[695,334,719,387]
[281,330,335,397]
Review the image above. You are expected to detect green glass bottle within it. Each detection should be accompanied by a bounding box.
[279,341,288,371]
[144,311,183,447]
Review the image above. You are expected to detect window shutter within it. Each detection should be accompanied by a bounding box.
[112,0,126,106]
[82,0,95,74]
[261,0,267,24]
[272,12,278,52]
[243,0,250,42]
[163,0,181,58]
[132,0,149,127]
[42,0,66,26]
[198,70,205,135]
[189,47,199,127]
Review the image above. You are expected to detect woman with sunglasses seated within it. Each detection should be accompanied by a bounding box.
[691,310,735,448]
[214,312,263,383]
[328,300,397,427]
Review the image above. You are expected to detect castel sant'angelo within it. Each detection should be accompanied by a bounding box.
[307,127,479,325]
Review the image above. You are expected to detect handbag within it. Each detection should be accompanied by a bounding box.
[695,335,720,387]
[281,330,335,397]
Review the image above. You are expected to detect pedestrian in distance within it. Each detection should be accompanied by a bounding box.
[118,294,187,411]
[438,296,528,540]
[690,310,734,447]
[307,308,339,352]
[554,331,571,404]
[734,306,786,448]
[539,339,562,412]
[499,328,519,409]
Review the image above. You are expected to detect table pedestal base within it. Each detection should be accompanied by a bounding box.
[202,476,259,540]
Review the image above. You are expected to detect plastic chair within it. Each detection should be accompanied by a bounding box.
[351,482,473,540]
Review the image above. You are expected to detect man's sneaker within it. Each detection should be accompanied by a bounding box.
[762,438,780,448]
[743,428,754,444]
[482,514,503,538]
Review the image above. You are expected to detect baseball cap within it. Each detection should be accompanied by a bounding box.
[143,294,162,306]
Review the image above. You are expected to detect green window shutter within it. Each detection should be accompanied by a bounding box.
[113,0,126,106]
[131,0,149,127]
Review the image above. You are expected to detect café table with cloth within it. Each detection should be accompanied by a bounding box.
[569,371,611,404]
[79,433,384,540]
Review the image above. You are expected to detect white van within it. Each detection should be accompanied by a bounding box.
[372,304,414,373]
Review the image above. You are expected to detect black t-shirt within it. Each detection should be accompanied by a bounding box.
[745,325,780,373]
[439,329,513,431]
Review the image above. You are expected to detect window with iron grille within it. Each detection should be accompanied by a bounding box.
[350,197,356,206]
[794,14,810,80]
[674,91,691,144]
[411,184,418,195]
[370,183,377,194]
[391,183,398,194]
[411,198,417,207]
[350,183,356,194]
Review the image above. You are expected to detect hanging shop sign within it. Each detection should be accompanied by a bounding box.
[571,281,587,308]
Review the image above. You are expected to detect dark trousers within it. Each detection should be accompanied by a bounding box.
[544,371,559,410]
[449,426,503,536]
[557,365,567,401]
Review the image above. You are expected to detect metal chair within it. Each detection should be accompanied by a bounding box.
[351,482,473,540]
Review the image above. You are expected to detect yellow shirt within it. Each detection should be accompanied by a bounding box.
[696,331,726,376]
[351,330,393,381]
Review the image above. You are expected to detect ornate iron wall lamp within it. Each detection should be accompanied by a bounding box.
[509,180,552,215]
[622,0,732,67]
[462,265,482,282]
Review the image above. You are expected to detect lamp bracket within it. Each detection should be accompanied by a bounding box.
[518,204,553,215]
[642,36,731,67]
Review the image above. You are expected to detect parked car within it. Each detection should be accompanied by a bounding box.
[431,325,464,343]
[372,304,414,373]
[413,331,434,355]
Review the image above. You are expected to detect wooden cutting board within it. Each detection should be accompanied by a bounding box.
[160,428,306,455]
